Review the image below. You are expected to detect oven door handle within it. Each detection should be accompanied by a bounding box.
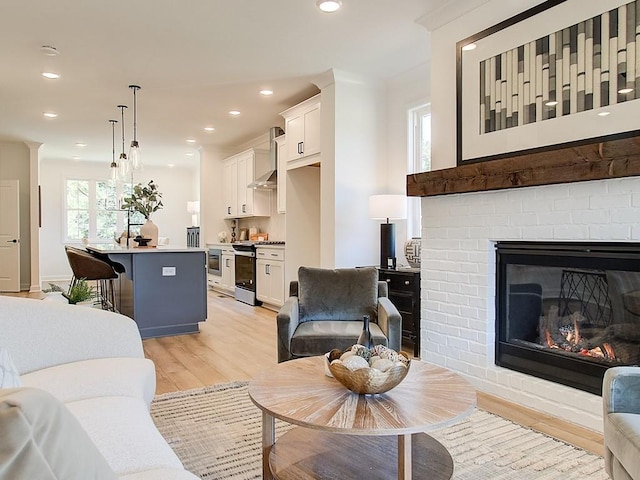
[234,251,256,257]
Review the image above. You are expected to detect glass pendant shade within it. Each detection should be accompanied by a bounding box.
[128,85,142,171]
[117,105,129,180]
[110,161,118,181]
[129,140,141,170]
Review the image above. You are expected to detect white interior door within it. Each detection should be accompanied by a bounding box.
[0,180,20,292]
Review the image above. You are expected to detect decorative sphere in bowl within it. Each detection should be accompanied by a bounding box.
[326,345,410,394]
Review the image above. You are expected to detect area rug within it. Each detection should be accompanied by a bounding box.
[150,381,607,480]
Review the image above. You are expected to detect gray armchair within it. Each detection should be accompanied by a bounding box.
[276,266,402,363]
[603,366,640,479]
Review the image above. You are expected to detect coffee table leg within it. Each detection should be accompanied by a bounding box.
[262,411,275,480]
[398,433,412,479]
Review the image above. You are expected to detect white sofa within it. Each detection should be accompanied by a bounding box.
[0,296,198,480]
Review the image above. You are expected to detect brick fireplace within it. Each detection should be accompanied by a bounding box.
[419,176,640,432]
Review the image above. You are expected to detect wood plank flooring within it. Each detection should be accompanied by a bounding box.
[143,290,604,456]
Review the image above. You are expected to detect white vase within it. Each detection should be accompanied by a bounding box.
[404,237,421,268]
[140,218,159,247]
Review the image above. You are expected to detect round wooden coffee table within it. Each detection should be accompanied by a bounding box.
[248,356,476,480]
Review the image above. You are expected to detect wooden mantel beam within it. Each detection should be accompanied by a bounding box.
[407,135,640,197]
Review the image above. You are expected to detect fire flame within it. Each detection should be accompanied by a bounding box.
[543,325,616,361]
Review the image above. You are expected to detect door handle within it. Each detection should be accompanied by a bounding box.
[297,142,303,155]
[7,239,18,243]
[266,264,270,275]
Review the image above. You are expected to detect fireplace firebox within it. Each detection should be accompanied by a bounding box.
[496,242,640,395]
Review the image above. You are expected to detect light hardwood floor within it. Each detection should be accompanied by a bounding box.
[143,289,604,456]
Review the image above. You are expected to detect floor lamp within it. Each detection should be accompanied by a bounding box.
[369,194,407,269]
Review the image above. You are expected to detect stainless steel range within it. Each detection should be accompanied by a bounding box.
[232,241,285,306]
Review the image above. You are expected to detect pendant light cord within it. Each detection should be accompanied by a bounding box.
[118,105,127,156]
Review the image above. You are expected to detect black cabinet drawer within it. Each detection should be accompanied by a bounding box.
[388,291,413,313]
[379,273,416,292]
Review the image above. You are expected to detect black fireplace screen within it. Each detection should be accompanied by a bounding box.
[496,242,640,395]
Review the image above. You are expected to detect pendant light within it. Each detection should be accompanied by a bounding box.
[117,104,129,179]
[109,119,118,181]
[128,84,142,170]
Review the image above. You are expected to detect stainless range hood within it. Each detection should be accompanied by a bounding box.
[249,126,285,189]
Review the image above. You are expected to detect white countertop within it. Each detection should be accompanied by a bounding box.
[86,244,205,254]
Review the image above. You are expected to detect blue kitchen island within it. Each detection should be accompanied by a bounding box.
[86,244,207,339]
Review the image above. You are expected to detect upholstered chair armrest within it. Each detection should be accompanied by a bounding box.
[277,297,300,363]
[603,366,640,415]
[377,297,402,353]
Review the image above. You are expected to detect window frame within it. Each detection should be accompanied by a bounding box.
[407,103,431,239]
[63,177,132,244]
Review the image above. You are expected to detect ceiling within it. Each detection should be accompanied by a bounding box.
[0,0,468,169]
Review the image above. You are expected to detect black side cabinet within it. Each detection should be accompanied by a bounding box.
[378,268,420,358]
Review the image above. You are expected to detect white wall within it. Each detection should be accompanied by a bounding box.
[0,142,32,290]
[387,62,431,264]
[39,159,199,282]
[430,0,544,170]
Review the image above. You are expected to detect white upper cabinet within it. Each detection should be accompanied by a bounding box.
[281,94,321,169]
[223,148,271,218]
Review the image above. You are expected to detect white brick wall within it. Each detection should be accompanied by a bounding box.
[420,177,640,433]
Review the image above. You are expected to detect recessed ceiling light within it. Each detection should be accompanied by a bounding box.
[545,101,558,106]
[204,126,215,132]
[75,142,87,147]
[40,45,59,56]
[168,164,175,168]
[186,138,197,143]
[618,87,634,94]
[229,110,241,116]
[598,111,611,117]
[42,72,60,79]
[43,112,58,118]
[186,152,194,157]
[316,0,342,13]
[260,89,273,96]
[72,155,80,160]
[461,43,477,51]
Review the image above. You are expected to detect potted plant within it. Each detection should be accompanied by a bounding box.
[121,180,163,247]
[62,278,95,305]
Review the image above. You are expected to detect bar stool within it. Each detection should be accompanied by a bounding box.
[64,246,118,311]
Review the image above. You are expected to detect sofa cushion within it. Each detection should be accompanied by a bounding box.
[291,320,388,357]
[298,267,378,323]
[66,396,184,476]
[0,347,20,389]
[21,357,156,407]
[0,387,116,480]
[605,412,640,480]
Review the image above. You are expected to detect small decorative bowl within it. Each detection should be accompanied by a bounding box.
[327,351,411,395]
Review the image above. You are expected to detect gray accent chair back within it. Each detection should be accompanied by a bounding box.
[276,266,402,363]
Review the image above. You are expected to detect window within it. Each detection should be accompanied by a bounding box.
[407,104,431,238]
[64,179,141,243]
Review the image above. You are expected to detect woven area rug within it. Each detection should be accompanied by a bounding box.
[150,381,607,480]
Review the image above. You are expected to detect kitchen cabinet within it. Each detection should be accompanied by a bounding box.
[221,251,235,293]
[377,268,420,358]
[256,248,285,308]
[280,94,321,169]
[223,148,270,218]
[275,135,286,214]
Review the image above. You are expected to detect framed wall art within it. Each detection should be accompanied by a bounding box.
[456,0,640,165]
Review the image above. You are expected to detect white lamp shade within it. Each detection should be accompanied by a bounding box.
[187,201,200,213]
[369,194,407,221]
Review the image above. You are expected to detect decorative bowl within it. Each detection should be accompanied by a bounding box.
[327,350,411,395]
